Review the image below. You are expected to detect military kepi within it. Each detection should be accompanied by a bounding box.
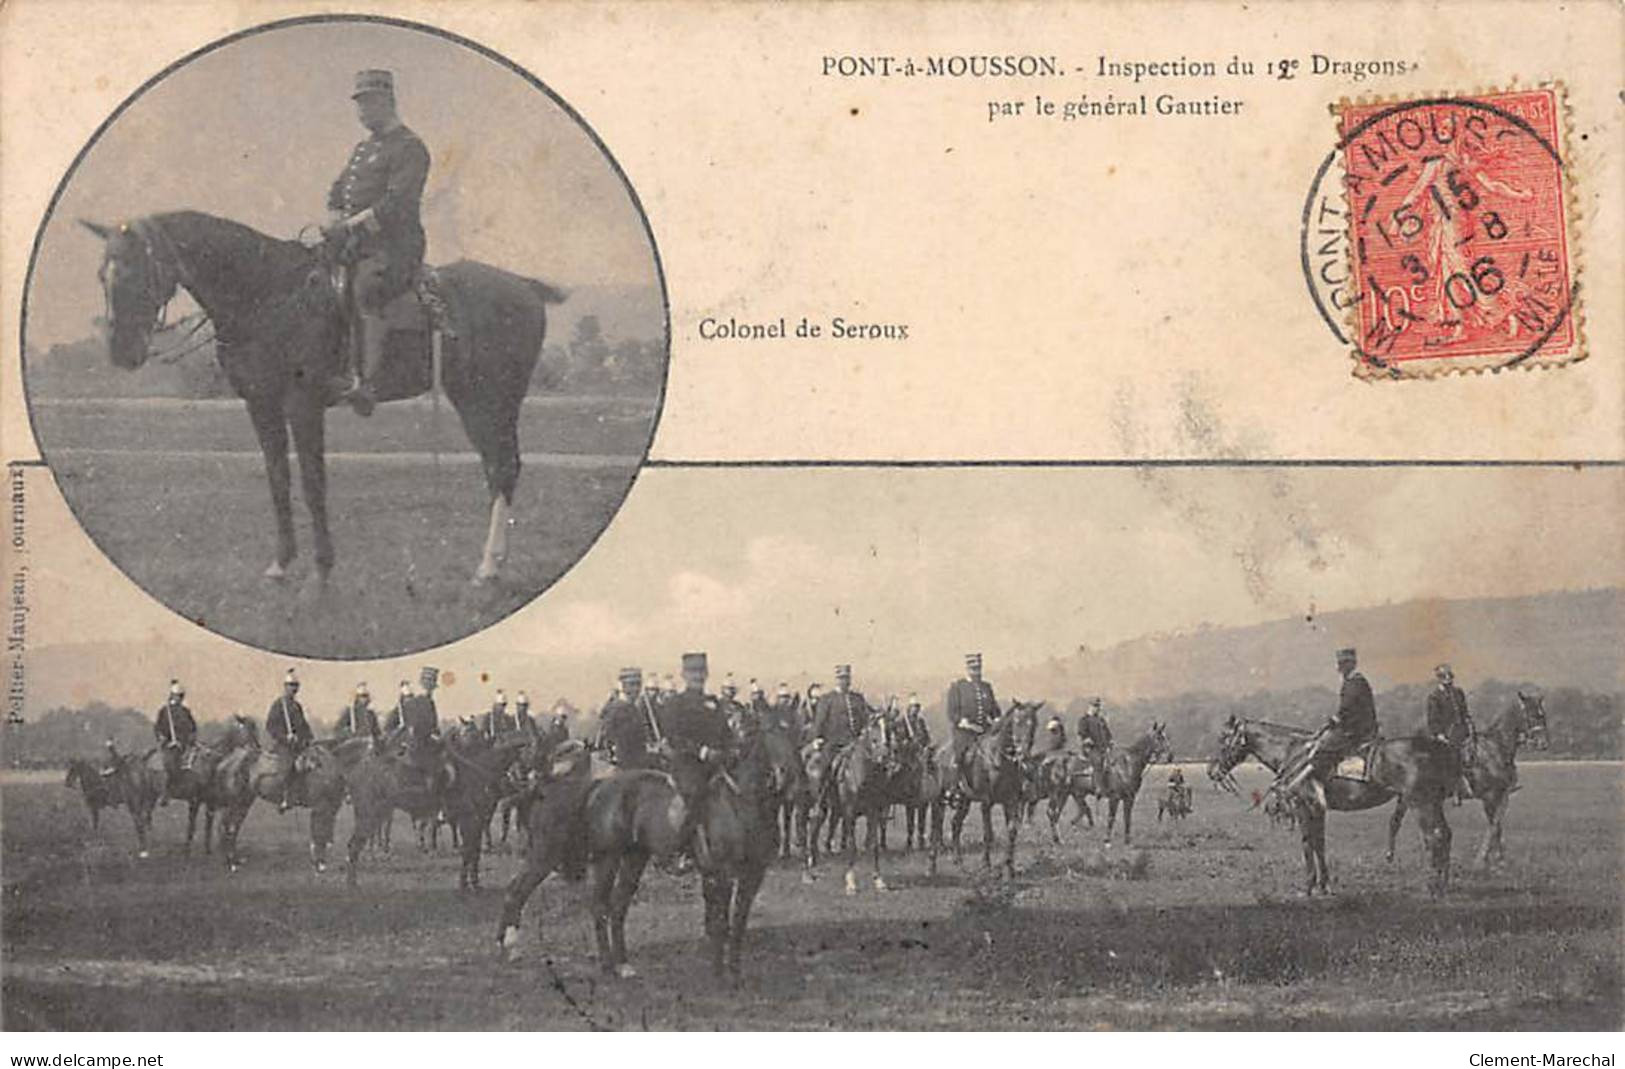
[619,666,642,686]
[1336,647,1357,659]
[965,652,982,670]
[834,664,852,680]
[682,652,708,672]
[352,69,395,98]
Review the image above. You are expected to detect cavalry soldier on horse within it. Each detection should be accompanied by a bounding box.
[483,690,517,739]
[769,682,802,742]
[154,679,198,805]
[810,664,874,783]
[1077,697,1112,781]
[514,691,534,733]
[657,653,737,862]
[320,68,432,415]
[334,682,381,742]
[1039,714,1068,755]
[743,679,772,734]
[266,668,315,812]
[597,667,661,770]
[946,653,1002,791]
[1275,647,1381,809]
[1426,663,1476,801]
[901,694,932,747]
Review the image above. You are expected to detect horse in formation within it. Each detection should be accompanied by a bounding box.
[498,718,803,980]
[81,211,565,588]
[1208,714,1458,897]
[1386,689,1549,870]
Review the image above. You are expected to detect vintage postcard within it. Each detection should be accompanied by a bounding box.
[0,0,1620,1042]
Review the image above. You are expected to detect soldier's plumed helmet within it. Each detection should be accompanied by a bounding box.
[749,678,764,697]
[776,682,791,698]
[399,680,414,697]
[283,668,299,689]
[516,691,530,707]
[907,693,921,709]
[494,690,507,705]
[355,682,369,698]
[1435,663,1454,678]
[352,69,395,99]
[169,679,185,698]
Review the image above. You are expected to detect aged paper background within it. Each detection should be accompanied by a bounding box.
[0,0,1622,1040]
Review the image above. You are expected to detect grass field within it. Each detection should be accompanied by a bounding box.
[3,762,1619,1031]
[28,397,657,657]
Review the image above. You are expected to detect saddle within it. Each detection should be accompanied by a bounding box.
[333,266,461,404]
[1331,739,1381,782]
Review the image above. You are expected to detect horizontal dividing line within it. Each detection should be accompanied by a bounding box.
[31,394,658,411]
[47,449,641,469]
[644,458,1625,469]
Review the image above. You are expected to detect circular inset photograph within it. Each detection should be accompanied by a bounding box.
[22,17,668,659]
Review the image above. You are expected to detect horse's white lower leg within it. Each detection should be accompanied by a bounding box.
[473,495,511,584]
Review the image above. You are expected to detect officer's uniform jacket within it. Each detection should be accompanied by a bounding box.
[945,678,1000,735]
[154,702,198,749]
[1426,683,1473,745]
[266,695,313,750]
[1077,712,1112,751]
[1331,671,1379,741]
[598,693,658,763]
[335,701,380,740]
[812,688,873,749]
[901,710,933,748]
[658,689,734,757]
[328,123,430,272]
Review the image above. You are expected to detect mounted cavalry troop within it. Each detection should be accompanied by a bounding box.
[64,636,1551,980]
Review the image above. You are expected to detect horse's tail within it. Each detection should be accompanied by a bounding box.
[528,279,568,305]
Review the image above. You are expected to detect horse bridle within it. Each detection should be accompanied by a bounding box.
[101,218,213,363]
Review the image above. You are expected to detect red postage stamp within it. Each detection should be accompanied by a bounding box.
[1336,86,1580,379]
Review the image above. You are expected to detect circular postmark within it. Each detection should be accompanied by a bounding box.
[1299,89,1579,379]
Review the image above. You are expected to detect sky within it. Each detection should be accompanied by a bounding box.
[23,19,661,350]
[18,464,1624,722]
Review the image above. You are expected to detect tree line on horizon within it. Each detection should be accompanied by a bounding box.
[25,313,664,401]
[4,679,1617,769]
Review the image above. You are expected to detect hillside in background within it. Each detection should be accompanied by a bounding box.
[996,588,1624,703]
[8,589,1620,765]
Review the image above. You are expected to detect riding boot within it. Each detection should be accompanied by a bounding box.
[348,314,386,417]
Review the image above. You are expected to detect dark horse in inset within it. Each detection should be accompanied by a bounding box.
[498,721,802,981]
[81,212,565,586]
[1209,714,1458,897]
[1387,689,1549,871]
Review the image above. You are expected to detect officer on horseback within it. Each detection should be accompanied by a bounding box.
[597,667,660,769]
[811,664,873,777]
[1426,663,1476,801]
[657,653,737,864]
[153,679,197,805]
[483,690,517,739]
[769,682,801,742]
[321,68,431,416]
[265,668,314,812]
[335,682,381,742]
[1077,697,1112,781]
[1275,647,1380,809]
[946,653,1001,791]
